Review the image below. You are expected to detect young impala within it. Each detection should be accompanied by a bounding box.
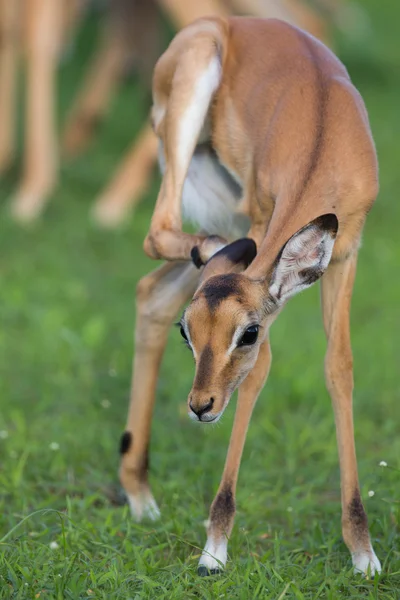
[119,16,381,576]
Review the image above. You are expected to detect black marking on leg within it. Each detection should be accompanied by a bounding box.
[210,483,235,533]
[349,489,368,529]
[138,446,150,483]
[191,246,204,269]
[194,344,214,389]
[119,431,132,455]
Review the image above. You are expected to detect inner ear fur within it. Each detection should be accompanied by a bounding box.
[267,213,339,302]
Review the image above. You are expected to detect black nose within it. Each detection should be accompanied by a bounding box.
[189,397,214,419]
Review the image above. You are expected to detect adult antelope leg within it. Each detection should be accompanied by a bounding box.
[321,254,381,575]
[60,0,84,48]
[61,26,127,157]
[0,0,19,174]
[227,0,328,43]
[92,124,158,227]
[62,0,160,158]
[120,260,199,520]
[11,0,62,221]
[157,0,228,24]
[198,340,272,575]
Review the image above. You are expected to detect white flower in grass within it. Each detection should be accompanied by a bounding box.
[287,506,293,512]
[368,490,375,497]
[0,430,9,439]
[49,442,60,451]
[379,461,387,467]
[49,541,59,550]
[101,399,111,409]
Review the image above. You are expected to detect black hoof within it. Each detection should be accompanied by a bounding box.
[191,246,204,269]
[197,565,221,577]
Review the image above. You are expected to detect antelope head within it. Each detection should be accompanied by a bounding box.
[180,214,338,422]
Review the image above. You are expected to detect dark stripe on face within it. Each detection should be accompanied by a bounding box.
[293,34,329,203]
[201,274,244,311]
[194,344,214,388]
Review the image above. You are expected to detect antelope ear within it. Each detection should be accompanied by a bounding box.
[194,238,257,282]
[269,214,338,304]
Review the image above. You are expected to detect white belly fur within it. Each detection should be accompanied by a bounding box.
[158,143,249,239]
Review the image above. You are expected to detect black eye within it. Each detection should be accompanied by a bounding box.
[238,325,259,347]
[180,325,188,342]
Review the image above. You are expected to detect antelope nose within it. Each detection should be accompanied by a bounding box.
[189,397,214,420]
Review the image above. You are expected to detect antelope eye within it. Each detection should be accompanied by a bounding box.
[180,325,188,342]
[238,325,259,346]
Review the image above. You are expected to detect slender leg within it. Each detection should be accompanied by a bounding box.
[61,29,127,157]
[60,0,85,49]
[227,0,328,43]
[198,340,272,574]
[120,260,199,520]
[157,0,229,24]
[92,124,158,227]
[0,0,20,174]
[143,29,229,262]
[11,0,62,222]
[62,0,160,159]
[321,254,381,575]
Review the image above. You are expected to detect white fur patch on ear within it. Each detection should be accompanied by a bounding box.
[269,215,338,303]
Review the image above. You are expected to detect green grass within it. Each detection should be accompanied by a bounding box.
[0,3,399,598]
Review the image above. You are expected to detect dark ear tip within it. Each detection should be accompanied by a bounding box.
[317,213,339,236]
[229,237,257,267]
[243,237,257,266]
[191,246,204,269]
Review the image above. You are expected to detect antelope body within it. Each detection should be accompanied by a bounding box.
[119,16,381,576]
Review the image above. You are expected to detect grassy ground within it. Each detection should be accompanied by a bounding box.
[0,3,399,598]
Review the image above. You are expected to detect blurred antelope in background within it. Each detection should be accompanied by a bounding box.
[0,0,363,222]
[119,15,381,577]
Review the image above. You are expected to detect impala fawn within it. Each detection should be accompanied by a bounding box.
[119,16,381,576]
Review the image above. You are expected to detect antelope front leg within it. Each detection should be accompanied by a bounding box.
[0,0,19,174]
[321,254,381,576]
[11,0,62,221]
[198,340,272,575]
[143,34,228,263]
[62,28,127,157]
[92,125,158,227]
[120,261,199,520]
